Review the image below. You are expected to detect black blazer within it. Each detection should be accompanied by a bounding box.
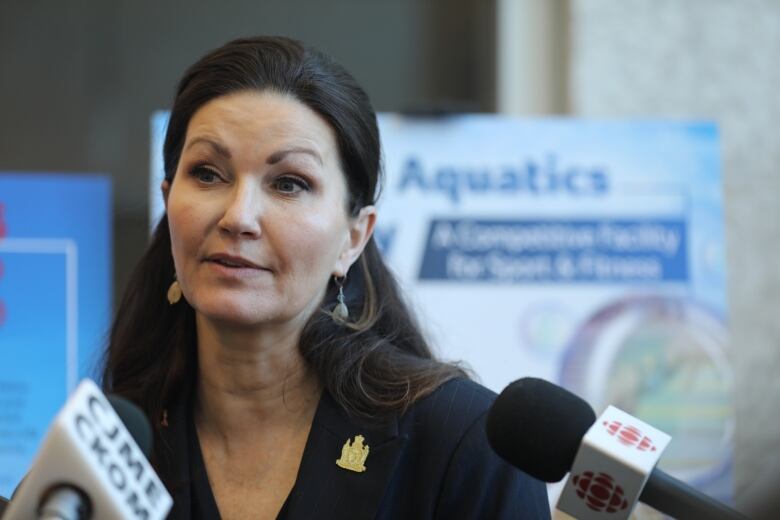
[159,378,550,519]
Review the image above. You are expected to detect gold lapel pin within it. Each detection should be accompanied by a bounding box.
[336,434,369,473]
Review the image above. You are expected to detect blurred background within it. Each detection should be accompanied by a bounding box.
[1,0,778,517]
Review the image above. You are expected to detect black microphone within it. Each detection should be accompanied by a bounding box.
[486,377,748,520]
[107,395,153,458]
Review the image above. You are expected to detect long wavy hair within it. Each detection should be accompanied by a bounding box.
[102,36,465,458]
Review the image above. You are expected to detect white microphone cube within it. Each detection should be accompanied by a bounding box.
[556,405,671,520]
[4,379,172,520]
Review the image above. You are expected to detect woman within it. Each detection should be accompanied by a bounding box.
[103,36,549,519]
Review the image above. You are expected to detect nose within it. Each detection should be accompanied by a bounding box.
[217,179,262,238]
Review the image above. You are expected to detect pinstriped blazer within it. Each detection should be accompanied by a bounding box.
[159,378,550,519]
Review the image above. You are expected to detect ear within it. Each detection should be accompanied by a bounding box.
[161,180,171,209]
[333,206,377,277]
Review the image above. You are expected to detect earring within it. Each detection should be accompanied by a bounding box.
[332,275,348,320]
[167,274,182,305]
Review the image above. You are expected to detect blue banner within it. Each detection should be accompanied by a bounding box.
[0,174,111,497]
[419,218,688,283]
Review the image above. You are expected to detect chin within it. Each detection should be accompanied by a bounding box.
[192,295,295,328]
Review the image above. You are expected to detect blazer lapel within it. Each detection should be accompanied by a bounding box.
[158,401,192,520]
[284,391,407,519]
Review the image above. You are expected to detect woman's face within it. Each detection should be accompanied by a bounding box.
[164,90,374,328]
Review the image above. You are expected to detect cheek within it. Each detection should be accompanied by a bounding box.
[167,199,206,267]
[276,210,346,275]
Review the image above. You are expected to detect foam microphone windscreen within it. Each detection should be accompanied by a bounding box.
[107,395,153,457]
[486,377,597,483]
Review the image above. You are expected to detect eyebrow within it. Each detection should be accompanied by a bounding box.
[184,138,322,166]
[185,137,232,159]
[267,147,323,166]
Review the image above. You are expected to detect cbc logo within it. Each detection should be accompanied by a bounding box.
[572,471,628,513]
[604,420,657,452]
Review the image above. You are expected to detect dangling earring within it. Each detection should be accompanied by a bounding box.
[332,275,348,320]
[167,274,182,305]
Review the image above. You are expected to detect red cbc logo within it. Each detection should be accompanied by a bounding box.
[604,420,656,452]
[573,471,628,513]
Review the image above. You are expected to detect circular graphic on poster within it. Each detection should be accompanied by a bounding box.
[518,301,574,358]
[559,294,733,486]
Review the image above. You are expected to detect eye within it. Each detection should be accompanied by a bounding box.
[274,175,310,194]
[191,165,222,184]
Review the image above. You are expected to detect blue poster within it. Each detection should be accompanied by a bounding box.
[0,174,111,497]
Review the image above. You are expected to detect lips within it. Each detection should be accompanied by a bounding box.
[205,253,264,270]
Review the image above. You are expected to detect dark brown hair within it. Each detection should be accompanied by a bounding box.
[102,37,465,448]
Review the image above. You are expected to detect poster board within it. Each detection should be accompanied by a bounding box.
[149,113,731,505]
[0,174,111,497]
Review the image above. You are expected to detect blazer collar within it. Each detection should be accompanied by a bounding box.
[159,389,406,520]
[282,390,406,519]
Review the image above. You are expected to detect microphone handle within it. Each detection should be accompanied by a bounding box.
[641,468,748,520]
[38,485,90,520]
